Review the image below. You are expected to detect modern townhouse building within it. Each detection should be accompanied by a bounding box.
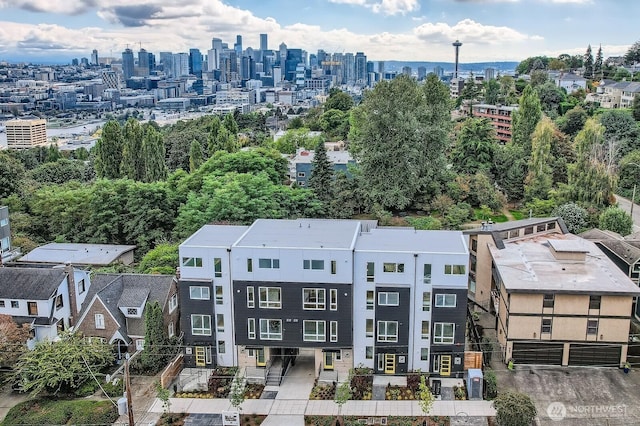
[178,219,469,381]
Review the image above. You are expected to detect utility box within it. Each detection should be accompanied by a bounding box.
[117,397,128,415]
[467,369,483,400]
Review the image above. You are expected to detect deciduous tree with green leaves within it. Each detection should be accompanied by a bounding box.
[525,117,555,201]
[189,140,204,173]
[94,120,124,179]
[493,391,537,426]
[599,206,633,236]
[512,85,542,157]
[121,118,145,181]
[142,126,168,182]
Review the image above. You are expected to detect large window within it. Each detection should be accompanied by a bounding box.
[589,295,601,310]
[366,262,375,282]
[259,287,281,309]
[169,293,178,312]
[377,321,398,342]
[423,264,432,284]
[383,262,405,273]
[330,289,338,311]
[259,258,280,269]
[541,318,552,334]
[378,292,399,306]
[95,313,105,329]
[543,294,554,309]
[330,321,338,342]
[247,287,255,308]
[181,257,202,267]
[303,259,325,270]
[259,319,283,340]
[303,288,326,310]
[190,286,210,300]
[248,318,256,339]
[444,265,466,275]
[191,314,212,336]
[214,258,222,277]
[366,319,374,338]
[433,322,455,344]
[435,294,456,308]
[303,320,326,342]
[422,292,431,311]
[421,320,430,339]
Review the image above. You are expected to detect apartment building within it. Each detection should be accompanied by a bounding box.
[470,104,517,144]
[492,233,640,367]
[6,118,47,148]
[178,219,469,380]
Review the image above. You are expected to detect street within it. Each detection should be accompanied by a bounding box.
[615,194,640,233]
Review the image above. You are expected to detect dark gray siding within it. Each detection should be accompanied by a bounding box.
[233,281,352,348]
[373,287,410,374]
[178,279,216,368]
[430,287,468,377]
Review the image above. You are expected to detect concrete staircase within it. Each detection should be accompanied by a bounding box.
[265,359,283,386]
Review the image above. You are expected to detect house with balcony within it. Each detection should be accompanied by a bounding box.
[470,104,517,144]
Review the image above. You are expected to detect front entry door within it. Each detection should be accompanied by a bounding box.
[195,347,206,367]
[440,355,452,376]
[256,348,266,367]
[324,352,334,370]
[384,354,395,374]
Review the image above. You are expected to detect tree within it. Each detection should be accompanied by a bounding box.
[307,140,334,207]
[493,391,537,426]
[594,45,604,80]
[484,79,500,105]
[599,109,640,159]
[529,70,548,87]
[229,374,246,409]
[583,44,594,80]
[94,120,123,179]
[535,82,566,118]
[0,315,30,368]
[557,105,587,137]
[618,151,640,198]
[189,140,204,173]
[139,301,171,373]
[599,206,634,236]
[525,117,555,201]
[349,73,451,210]
[142,126,168,182]
[319,109,350,140]
[223,113,239,136]
[451,118,497,175]
[458,75,482,112]
[512,85,542,157]
[493,144,526,204]
[417,375,434,415]
[0,153,26,200]
[625,39,640,65]
[634,94,640,121]
[553,203,588,234]
[138,243,179,274]
[12,331,114,396]
[324,89,354,112]
[121,118,145,181]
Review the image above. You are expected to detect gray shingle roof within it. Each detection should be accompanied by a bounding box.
[0,268,66,299]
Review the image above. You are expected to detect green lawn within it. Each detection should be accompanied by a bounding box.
[1,399,118,426]
[474,209,508,223]
[510,210,525,220]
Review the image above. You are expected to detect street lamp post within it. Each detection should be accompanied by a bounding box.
[627,162,640,219]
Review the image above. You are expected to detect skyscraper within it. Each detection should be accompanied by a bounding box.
[138,48,150,76]
[189,48,203,77]
[260,34,268,51]
[91,49,99,66]
[234,35,243,56]
[354,52,367,84]
[418,66,427,80]
[122,48,134,80]
[159,52,173,77]
[172,53,190,77]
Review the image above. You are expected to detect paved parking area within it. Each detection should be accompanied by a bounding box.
[494,366,640,425]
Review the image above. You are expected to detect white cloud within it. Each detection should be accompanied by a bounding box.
[327,0,418,15]
[414,19,536,45]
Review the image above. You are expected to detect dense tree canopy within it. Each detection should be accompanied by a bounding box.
[451,118,497,175]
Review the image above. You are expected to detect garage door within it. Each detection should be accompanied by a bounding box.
[568,344,621,367]
[512,343,563,365]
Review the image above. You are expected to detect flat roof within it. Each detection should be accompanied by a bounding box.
[355,228,468,255]
[17,243,136,265]
[490,233,640,296]
[233,219,361,250]
[181,225,250,248]
[547,239,588,253]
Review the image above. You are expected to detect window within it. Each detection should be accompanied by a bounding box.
[366,319,374,338]
[215,285,223,305]
[303,288,326,310]
[27,302,38,316]
[330,289,338,311]
[330,321,338,342]
[191,314,212,336]
[0,301,4,308]
[508,230,519,239]
[331,260,337,275]
[435,294,457,308]
[303,259,325,270]
[214,258,222,277]
[423,264,432,284]
[169,293,178,312]
[247,287,255,308]
[547,223,556,230]
[589,295,601,310]
[366,262,375,282]
[298,171,305,177]
[247,349,255,357]
[95,314,105,329]
[259,258,280,269]
[444,265,466,275]
[537,224,546,232]
[303,320,326,342]
[377,321,398,342]
[366,291,374,310]
[383,262,405,273]
[541,318,552,334]
[543,294,554,309]
[366,346,374,359]
[205,347,212,364]
[378,292,399,306]
[78,279,86,294]
[216,314,225,332]
[433,323,455,344]
[0,218,7,226]
[136,339,145,351]
[420,348,429,361]
[181,257,202,267]
[55,294,64,310]
[421,320,430,339]
[422,292,431,311]
[190,286,210,300]
[218,340,226,354]
[247,258,253,272]
[259,319,283,340]
[524,226,534,235]
[10,301,18,309]
[259,287,282,309]
[587,319,598,335]
[248,318,256,339]
[168,321,175,338]
[471,239,478,252]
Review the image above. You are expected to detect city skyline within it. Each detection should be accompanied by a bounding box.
[0,0,637,64]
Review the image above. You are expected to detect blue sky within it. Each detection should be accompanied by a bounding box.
[0,0,635,63]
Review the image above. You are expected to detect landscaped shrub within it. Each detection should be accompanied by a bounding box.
[2,399,118,425]
[207,367,237,398]
[484,370,498,400]
[349,367,373,400]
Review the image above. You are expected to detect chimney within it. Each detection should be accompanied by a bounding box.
[64,263,79,326]
[487,220,493,231]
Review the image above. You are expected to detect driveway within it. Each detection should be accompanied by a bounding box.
[494,366,640,425]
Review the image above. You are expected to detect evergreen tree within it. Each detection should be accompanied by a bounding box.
[208,116,222,154]
[594,45,604,80]
[451,118,497,175]
[94,120,123,179]
[189,139,204,173]
[47,144,61,162]
[140,301,171,372]
[142,126,167,182]
[493,144,526,204]
[624,40,640,65]
[307,140,334,207]
[525,117,555,201]
[223,113,239,135]
[583,44,594,80]
[633,94,640,121]
[121,118,145,181]
[483,79,500,105]
[511,85,542,157]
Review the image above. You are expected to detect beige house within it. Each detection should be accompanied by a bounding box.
[491,233,640,367]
